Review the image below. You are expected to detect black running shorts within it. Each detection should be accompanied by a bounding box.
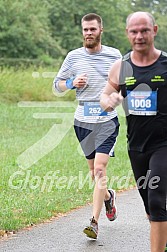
[74,117,119,160]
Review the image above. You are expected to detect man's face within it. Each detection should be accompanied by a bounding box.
[126,14,158,53]
[82,20,103,48]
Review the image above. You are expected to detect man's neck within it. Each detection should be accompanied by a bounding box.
[131,48,161,66]
[85,44,102,54]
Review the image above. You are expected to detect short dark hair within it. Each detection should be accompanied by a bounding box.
[81,13,103,27]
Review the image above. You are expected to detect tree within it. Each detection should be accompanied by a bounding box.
[1,0,167,60]
[48,0,130,55]
[0,0,61,58]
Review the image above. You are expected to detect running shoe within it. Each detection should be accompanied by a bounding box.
[83,216,98,239]
[104,189,117,221]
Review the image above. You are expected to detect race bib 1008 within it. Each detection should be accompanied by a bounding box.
[127,90,157,115]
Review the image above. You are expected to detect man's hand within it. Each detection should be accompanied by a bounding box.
[108,92,123,109]
[100,92,123,112]
[73,74,88,88]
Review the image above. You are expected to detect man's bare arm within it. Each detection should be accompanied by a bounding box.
[100,59,123,111]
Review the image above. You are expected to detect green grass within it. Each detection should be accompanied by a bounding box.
[0,66,76,103]
[0,67,135,232]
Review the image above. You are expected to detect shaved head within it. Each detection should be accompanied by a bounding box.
[126,11,155,28]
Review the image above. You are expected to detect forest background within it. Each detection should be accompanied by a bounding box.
[1,0,167,67]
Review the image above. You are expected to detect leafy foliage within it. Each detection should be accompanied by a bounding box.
[0,0,167,61]
[0,0,60,58]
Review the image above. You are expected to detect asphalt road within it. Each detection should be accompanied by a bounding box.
[0,189,150,252]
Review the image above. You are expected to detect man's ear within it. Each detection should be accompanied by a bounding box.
[154,24,158,36]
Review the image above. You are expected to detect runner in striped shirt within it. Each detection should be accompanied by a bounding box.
[53,13,122,239]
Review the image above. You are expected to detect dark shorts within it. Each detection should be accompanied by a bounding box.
[74,117,119,159]
[128,147,167,222]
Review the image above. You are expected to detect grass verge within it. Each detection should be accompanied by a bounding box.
[0,67,134,232]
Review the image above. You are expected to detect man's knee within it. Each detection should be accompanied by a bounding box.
[149,193,167,221]
[94,165,106,178]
